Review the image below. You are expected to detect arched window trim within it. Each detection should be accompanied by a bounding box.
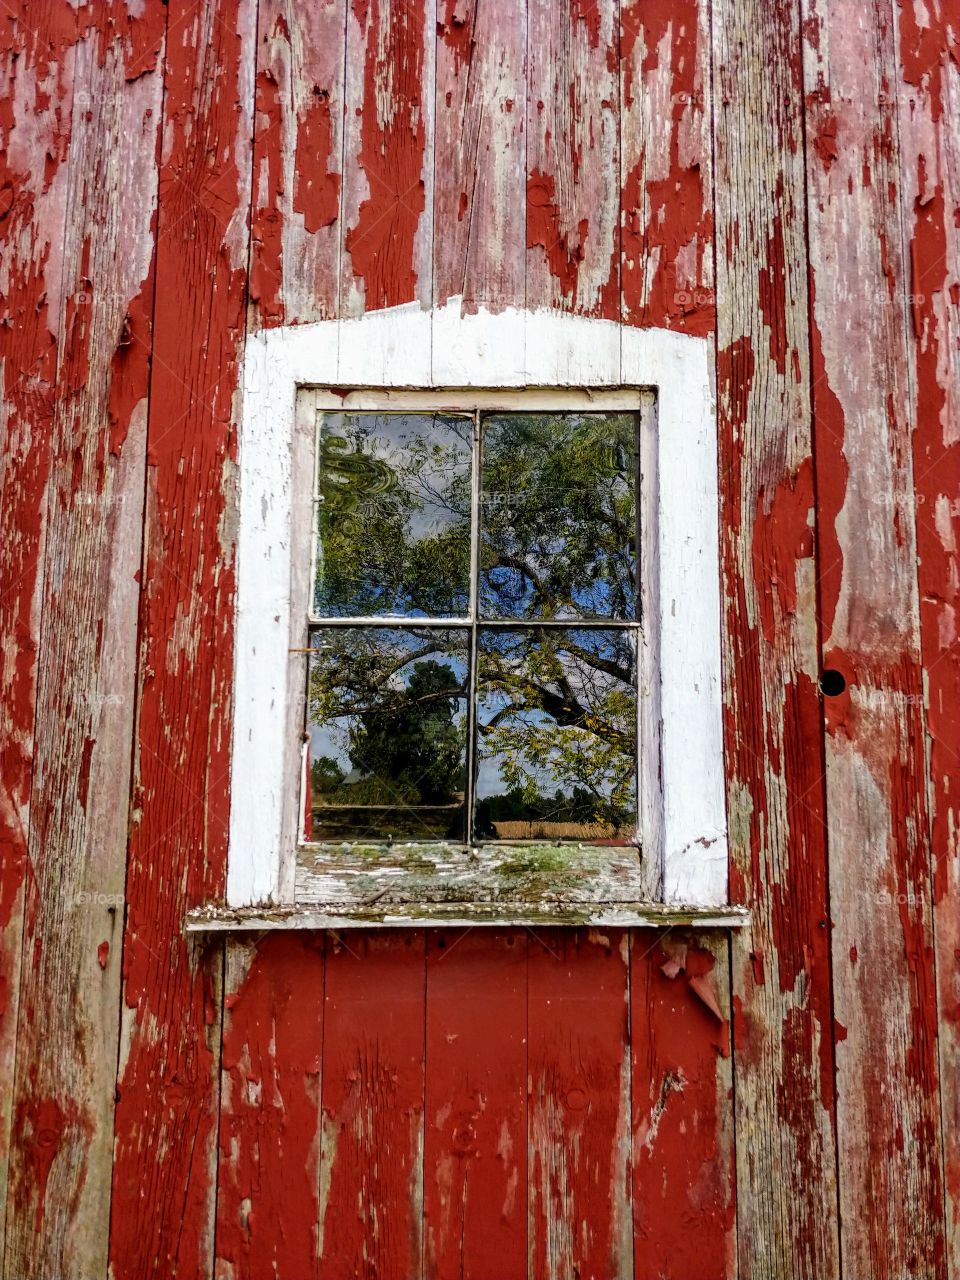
[203,300,741,929]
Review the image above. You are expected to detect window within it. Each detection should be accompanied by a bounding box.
[214,304,738,928]
[306,405,642,848]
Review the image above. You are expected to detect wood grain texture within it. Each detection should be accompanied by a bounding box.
[0,4,78,1260]
[528,929,631,1280]
[423,928,527,1280]
[249,0,347,326]
[3,12,163,1276]
[802,1,946,1275]
[4,5,960,1277]
[712,1,841,1276]
[340,0,435,316]
[526,0,619,317]
[108,3,255,1276]
[215,933,325,1280]
[620,0,715,335]
[631,934,735,1280]
[895,2,960,1267]
[433,0,526,312]
[319,931,427,1279]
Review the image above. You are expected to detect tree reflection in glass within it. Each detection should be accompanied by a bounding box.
[314,412,472,618]
[307,406,643,846]
[307,628,469,840]
[475,628,637,842]
[479,413,638,621]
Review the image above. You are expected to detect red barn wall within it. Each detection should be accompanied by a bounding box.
[0,2,957,1277]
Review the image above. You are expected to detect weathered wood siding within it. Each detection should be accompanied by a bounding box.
[0,2,957,1277]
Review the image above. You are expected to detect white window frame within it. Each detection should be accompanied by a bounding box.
[224,301,729,914]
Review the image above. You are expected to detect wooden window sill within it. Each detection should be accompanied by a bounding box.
[187,844,750,932]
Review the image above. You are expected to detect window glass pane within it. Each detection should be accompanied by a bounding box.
[307,627,469,840]
[315,412,472,618]
[479,412,638,621]
[475,627,637,842]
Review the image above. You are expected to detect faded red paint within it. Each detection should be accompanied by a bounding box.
[11,1095,83,1232]
[216,935,325,1279]
[899,0,960,1257]
[633,940,735,1280]
[424,930,526,1280]
[1,3,958,1275]
[528,931,630,1280]
[319,933,426,1279]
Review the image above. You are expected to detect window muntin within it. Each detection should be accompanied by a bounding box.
[305,408,642,848]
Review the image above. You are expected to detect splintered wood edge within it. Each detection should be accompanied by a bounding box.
[185,902,751,932]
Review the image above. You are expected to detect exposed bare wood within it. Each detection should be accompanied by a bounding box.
[187,901,751,931]
[712,0,841,1276]
[526,0,620,316]
[434,0,526,312]
[0,3,84,1262]
[249,0,347,325]
[0,4,957,1275]
[3,16,163,1275]
[620,0,715,335]
[340,0,435,315]
[802,1,945,1274]
[894,2,960,1266]
[107,2,255,1276]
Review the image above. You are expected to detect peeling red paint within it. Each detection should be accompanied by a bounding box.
[809,296,848,642]
[293,87,340,234]
[633,940,735,1280]
[526,168,587,301]
[109,2,252,1276]
[1,4,957,1275]
[344,0,428,310]
[249,67,285,324]
[751,457,815,640]
[620,0,714,334]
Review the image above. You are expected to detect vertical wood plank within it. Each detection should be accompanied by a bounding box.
[249,0,348,326]
[526,0,620,318]
[108,3,256,1276]
[712,0,841,1276]
[619,0,715,335]
[215,934,325,1280]
[0,6,79,1258]
[631,933,735,1280]
[319,931,427,1280]
[340,0,436,316]
[802,1,946,1275]
[433,0,526,312]
[895,3,960,1268]
[423,928,527,1280]
[528,929,631,1280]
[3,13,164,1276]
